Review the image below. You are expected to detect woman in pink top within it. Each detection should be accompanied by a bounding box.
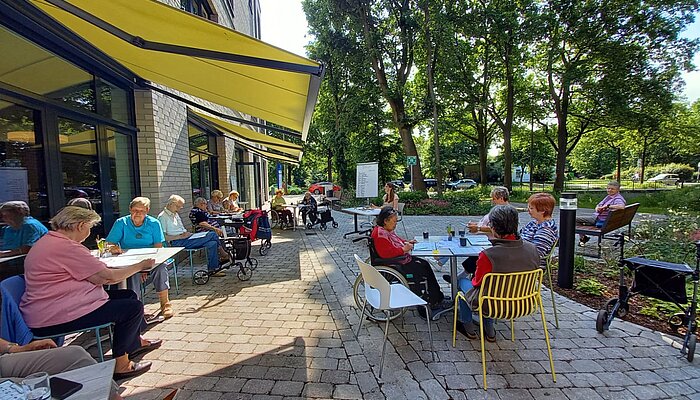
[20,206,160,380]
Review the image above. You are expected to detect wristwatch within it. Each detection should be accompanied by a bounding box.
[2,342,17,355]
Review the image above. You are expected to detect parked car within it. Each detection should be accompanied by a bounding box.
[446,178,477,190]
[390,180,405,188]
[423,178,438,188]
[308,182,341,195]
[647,173,679,185]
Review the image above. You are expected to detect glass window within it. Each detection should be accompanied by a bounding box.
[0,103,49,223]
[180,0,213,19]
[107,129,135,219]
[0,26,95,112]
[97,79,130,124]
[58,118,101,215]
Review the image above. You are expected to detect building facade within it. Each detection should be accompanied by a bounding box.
[0,0,295,238]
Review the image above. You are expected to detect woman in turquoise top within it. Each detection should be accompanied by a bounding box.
[0,201,48,256]
[106,197,173,319]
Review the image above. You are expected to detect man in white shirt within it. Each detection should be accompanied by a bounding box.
[157,195,229,275]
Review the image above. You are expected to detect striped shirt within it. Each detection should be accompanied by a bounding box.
[520,219,558,265]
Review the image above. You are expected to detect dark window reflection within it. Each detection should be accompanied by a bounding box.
[107,129,135,218]
[0,103,49,223]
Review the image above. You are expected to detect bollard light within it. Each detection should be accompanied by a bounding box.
[558,193,577,289]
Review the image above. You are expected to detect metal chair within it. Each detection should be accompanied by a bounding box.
[141,257,179,298]
[0,276,113,362]
[354,254,434,377]
[452,269,555,389]
[544,239,560,328]
[396,202,408,238]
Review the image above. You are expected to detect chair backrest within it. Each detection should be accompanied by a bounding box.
[396,202,406,220]
[0,275,34,345]
[479,269,543,320]
[354,254,391,310]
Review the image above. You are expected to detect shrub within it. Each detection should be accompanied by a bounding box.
[398,191,429,203]
[575,278,606,296]
[631,212,700,264]
[620,163,695,181]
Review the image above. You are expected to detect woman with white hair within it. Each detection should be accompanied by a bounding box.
[207,190,226,215]
[20,206,161,380]
[0,201,48,256]
[105,197,173,319]
[223,190,242,213]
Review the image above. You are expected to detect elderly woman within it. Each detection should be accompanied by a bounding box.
[106,197,173,319]
[455,205,540,341]
[521,193,559,264]
[161,195,230,276]
[0,201,48,256]
[207,190,226,215]
[299,192,318,225]
[223,190,243,213]
[67,197,93,210]
[190,197,224,235]
[20,206,161,380]
[270,189,293,227]
[371,207,450,313]
[467,186,509,234]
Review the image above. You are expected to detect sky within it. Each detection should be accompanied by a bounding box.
[259,0,700,103]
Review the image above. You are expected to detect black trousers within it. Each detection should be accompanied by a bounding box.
[32,290,145,358]
[462,257,478,275]
[301,207,317,224]
[395,256,445,305]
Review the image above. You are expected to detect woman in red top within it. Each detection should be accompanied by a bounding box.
[370,207,449,312]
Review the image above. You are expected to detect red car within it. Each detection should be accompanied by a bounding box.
[308,182,341,195]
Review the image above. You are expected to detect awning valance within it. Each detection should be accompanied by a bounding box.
[28,0,323,138]
[190,109,302,161]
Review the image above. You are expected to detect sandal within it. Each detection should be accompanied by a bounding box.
[129,338,162,358]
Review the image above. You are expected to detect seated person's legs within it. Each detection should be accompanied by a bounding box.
[396,257,446,306]
[0,346,95,378]
[456,277,494,340]
[461,256,477,275]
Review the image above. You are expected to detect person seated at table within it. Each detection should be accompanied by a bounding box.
[159,195,230,276]
[576,180,626,246]
[105,197,173,319]
[0,201,48,257]
[455,205,540,341]
[299,191,318,225]
[67,197,93,210]
[270,189,294,227]
[521,193,558,264]
[20,206,161,380]
[0,338,123,399]
[223,190,243,213]
[207,190,226,215]
[467,186,509,234]
[371,206,451,313]
[372,182,399,209]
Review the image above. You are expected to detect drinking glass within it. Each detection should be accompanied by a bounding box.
[459,237,468,247]
[422,231,429,240]
[96,238,106,257]
[21,372,50,400]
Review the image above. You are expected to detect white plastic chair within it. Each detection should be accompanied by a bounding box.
[354,254,434,377]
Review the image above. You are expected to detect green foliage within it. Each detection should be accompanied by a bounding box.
[398,191,429,203]
[631,212,700,264]
[575,278,606,296]
[573,255,591,274]
[403,190,490,216]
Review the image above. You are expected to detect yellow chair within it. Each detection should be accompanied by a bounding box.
[452,269,556,389]
[544,239,559,329]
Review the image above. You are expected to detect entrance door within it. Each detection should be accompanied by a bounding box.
[236,162,261,209]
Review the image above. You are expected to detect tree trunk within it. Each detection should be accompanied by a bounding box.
[616,147,621,181]
[501,29,515,192]
[554,118,568,192]
[424,0,441,195]
[327,148,333,182]
[640,135,648,183]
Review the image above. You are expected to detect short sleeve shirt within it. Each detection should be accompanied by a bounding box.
[1,217,48,251]
[593,193,626,221]
[20,231,109,328]
[106,215,165,249]
[189,207,219,231]
[157,208,186,236]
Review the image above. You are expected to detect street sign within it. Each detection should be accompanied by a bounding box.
[407,156,417,166]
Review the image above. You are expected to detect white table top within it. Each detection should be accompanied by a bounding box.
[52,359,115,400]
[411,235,491,257]
[339,207,381,217]
[98,247,184,269]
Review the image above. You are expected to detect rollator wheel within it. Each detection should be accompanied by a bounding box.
[669,313,689,333]
[687,334,696,362]
[193,270,209,285]
[259,239,271,256]
[332,221,339,228]
[596,309,609,333]
[320,223,327,231]
[237,265,253,281]
[245,258,258,270]
[306,222,313,229]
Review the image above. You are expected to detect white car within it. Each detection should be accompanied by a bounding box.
[648,173,679,185]
[447,179,477,190]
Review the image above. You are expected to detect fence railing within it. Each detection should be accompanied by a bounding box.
[509,179,679,192]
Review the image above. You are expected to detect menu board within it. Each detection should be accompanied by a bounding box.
[355,162,379,198]
[0,167,28,203]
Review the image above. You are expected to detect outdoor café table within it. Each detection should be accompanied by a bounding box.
[209,213,244,236]
[412,235,491,299]
[283,204,301,231]
[339,207,380,238]
[51,359,115,400]
[94,247,185,289]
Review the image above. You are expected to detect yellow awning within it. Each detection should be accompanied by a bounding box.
[29,0,323,137]
[190,109,302,160]
[234,139,300,165]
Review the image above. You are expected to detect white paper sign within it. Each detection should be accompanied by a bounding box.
[0,167,28,203]
[356,162,379,198]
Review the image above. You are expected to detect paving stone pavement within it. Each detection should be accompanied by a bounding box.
[98,209,698,399]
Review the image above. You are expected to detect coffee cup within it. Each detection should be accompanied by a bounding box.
[422,231,429,240]
[459,237,468,247]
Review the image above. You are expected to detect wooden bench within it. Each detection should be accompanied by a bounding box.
[575,203,640,257]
